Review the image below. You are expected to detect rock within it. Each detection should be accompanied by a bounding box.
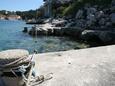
[75,9,84,19]
[29,27,47,36]
[52,19,67,27]
[75,19,86,28]
[81,30,115,44]
[110,13,115,24]
[112,0,115,6]
[29,27,37,36]
[65,22,76,27]
[23,27,28,33]
[99,31,115,43]
[81,30,101,42]
[44,18,53,23]
[86,14,96,27]
[95,11,104,19]
[99,18,106,26]
[100,26,107,30]
[105,22,112,27]
[47,29,53,35]
[110,6,115,12]
[62,27,83,38]
[87,7,97,15]
[103,8,111,14]
[53,28,63,36]
[55,22,66,27]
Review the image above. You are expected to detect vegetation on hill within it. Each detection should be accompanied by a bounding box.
[0,10,16,15]
[16,10,37,20]
[62,0,112,17]
[0,9,43,20]
[0,0,112,20]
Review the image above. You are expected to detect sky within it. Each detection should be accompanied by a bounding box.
[0,0,44,11]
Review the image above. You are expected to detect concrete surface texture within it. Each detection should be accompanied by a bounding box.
[34,45,115,86]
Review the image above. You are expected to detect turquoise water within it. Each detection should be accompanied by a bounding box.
[0,20,88,53]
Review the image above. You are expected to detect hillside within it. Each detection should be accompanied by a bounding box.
[51,0,112,17]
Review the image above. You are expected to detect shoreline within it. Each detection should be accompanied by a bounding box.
[24,22,113,48]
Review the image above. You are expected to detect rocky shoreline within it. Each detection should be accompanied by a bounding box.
[23,0,115,46]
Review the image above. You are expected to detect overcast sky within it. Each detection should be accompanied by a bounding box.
[0,0,43,11]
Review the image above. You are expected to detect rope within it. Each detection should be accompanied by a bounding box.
[0,55,28,68]
[26,62,34,86]
[29,20,53,86]
[28,73,53,86]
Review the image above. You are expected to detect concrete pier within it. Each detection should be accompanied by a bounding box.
[34,45,115,86]
[1,45,115,86]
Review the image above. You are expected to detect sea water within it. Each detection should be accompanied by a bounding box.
[0,20,88,53]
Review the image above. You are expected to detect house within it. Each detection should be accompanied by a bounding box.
[8,15,21,20]
[0,14,5,20]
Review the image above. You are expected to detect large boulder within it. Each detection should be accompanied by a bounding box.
[62,27,83,38]
[110,13,115,24]
[81,30,115,44]
[53,28,63,36]
[29,27,47,36]
[81,30,101,42]
[99,31,115,43]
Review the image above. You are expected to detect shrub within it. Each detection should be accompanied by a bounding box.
[62,0,84,17]
[62,0,112,17]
